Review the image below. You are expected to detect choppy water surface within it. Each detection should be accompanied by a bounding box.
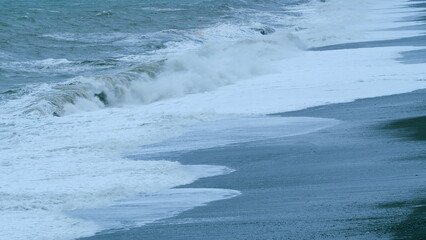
[0,0,303,100]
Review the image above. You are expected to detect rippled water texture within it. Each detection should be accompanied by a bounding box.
[0,0,303,91]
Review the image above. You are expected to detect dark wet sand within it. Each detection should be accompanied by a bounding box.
[380,116,426,240]
[79,89,426,240]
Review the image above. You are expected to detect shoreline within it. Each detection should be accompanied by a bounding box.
[1,0,425,240]
[79,89,426,239]
[76,1,426,238]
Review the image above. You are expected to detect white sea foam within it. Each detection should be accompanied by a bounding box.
[149,45,426,115]
[1,58,72,70]
[1,0,426,240]
[132,117,340,156]
[0,108,233,240]
[291,0,426,47]
[68,188,240,231]
[0,58,112,75]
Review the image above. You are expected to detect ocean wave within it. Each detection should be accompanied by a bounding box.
[8,32,301,117]
[140,7,186,12]
[1,0,387,116]
[96,10,113,17]
[42,32,129,44]
[2,13,304,117]
[0,58,117,77]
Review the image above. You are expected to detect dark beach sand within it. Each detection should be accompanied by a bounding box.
[79,89,426,240]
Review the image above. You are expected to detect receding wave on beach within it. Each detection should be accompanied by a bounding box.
[0,0,425,240]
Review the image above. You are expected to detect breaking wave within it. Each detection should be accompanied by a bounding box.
[8,31,302,116]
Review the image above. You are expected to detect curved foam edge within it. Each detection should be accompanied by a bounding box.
[68,188,241,234]
[131,116,340,157]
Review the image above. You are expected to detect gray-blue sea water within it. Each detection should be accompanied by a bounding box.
[0,0,305,95]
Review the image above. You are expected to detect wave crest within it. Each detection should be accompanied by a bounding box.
[13,33,301,117]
